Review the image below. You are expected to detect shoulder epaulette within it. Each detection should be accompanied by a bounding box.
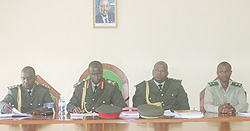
[74,79,86,88]
[106,79,116,85]
[134,80,146,88]
[7,84,19,89]
[208,82,219,86]
[36,82,50,89]
[168,78,182,82]
[231,82,242,87]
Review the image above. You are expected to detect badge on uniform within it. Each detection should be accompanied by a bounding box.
[95,105,122,118]
[137,104,164,119]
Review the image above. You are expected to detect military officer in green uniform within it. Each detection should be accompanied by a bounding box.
[133,61,190,110]
[204,62,249,113]
[0,66,54,114]
[66,61,127,113]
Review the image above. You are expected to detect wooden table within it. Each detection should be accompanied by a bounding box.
[0,113,250,131]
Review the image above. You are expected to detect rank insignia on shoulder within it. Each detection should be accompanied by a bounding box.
[74,79,85,88]
[112,81,116,85]
[107,80,116,85]
[7,84,19,89]
[135,80,146,87]
[208,82,219,86]
[39,83,50,89]
[231,82,242,87]
[169,78,182,82]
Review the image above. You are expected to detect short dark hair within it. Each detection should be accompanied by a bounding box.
[88,60,103,70]
[154,61,168,71]
[21,66,36,76]
[217,61,232,70]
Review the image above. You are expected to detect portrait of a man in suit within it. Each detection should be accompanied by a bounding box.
[95,0,115,23]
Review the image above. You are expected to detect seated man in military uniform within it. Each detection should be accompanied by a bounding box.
[0,66,54,114]
[67,61,127,113]
[133,61,190,110]
[204,61,249,113]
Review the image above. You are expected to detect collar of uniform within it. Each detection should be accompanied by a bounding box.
[153,79,165,89]
[216,79,233,91]
[26,84,35,96]
[91,80,101,92]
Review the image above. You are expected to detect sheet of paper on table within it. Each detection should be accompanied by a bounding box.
[0,108,32,118]
[164,110,175,116]
[70,113,99,119]
[238,112,250,116]
[174,110,204,118]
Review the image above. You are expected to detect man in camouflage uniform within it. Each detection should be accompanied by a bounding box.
[204,61,248,113]
[133,61,190,110]
[67,61,127,113]
[0,66,54,114]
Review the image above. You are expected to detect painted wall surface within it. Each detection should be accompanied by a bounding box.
[0,0,250,110]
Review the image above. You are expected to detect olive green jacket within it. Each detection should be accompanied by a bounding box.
[204,80,249,113]
[133,78,190,110]
[0,83,54,113]
[66,78,127,113]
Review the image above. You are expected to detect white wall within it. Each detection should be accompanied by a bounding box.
[0,0,250,110]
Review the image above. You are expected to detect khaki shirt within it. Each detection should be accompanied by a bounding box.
[204,80,249,113]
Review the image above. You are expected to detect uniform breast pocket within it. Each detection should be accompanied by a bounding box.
[165,92,177,104]
[149,93,159,103]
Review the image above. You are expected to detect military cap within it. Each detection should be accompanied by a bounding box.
[137,104,164,119]
[95,105,122,118]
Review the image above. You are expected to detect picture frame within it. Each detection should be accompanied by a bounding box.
[93,0,117,28]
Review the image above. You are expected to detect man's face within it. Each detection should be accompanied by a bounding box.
[152,63,168,83]
[89,66,103,85]
[217,64,232,83]
[21,70,37,90]
[98,0,111,17]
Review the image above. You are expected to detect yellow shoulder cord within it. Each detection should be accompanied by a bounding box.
[17,86,22,112]
[81,80,92,113]
[146,81,162,107]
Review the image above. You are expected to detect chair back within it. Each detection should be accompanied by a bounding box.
[35,75,61,112]
[79,63,129,106]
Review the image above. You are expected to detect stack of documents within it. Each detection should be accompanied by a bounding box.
[70,113,99,119]
[238,112,250,117]
[0,108,32,118]
[119,111,139,119]
[174,110,204,118]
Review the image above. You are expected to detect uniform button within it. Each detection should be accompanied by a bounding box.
[161,94,164,96]
[92,99,95,101]
[92,107,95,110]
[38,103,40,106]
[162,104,165,106]
[30,103,32,106]
[160,89,163,92]
[172,94,174,96]
[162,101,164,103]
[103,101,105,103]
[149,98,151,100]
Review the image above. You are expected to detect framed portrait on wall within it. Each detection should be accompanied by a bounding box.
[93,0,117,28]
